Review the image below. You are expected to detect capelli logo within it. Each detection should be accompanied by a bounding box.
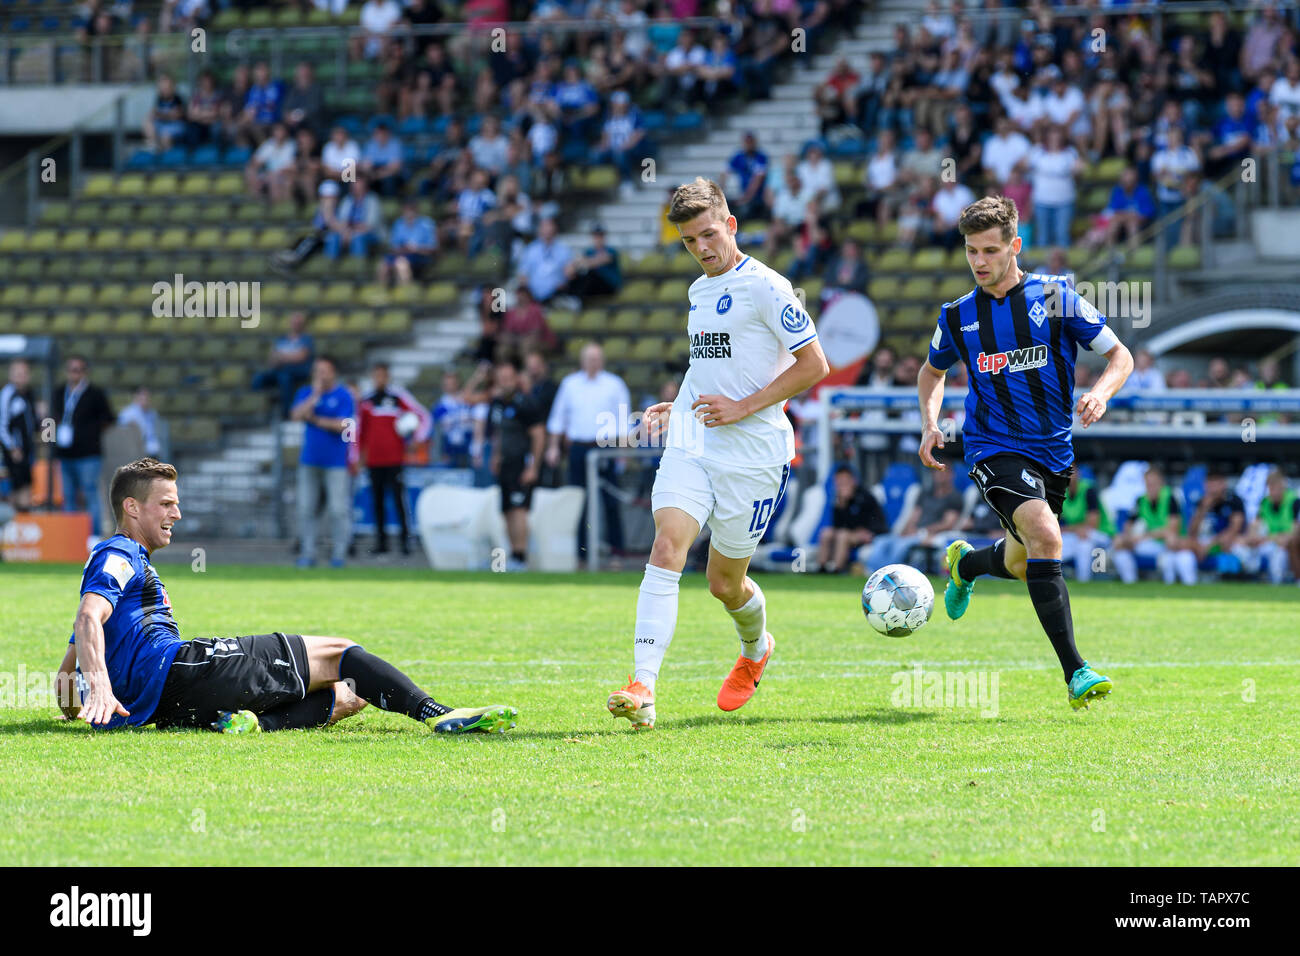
[49,886,151,936]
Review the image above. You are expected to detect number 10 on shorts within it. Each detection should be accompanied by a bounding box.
[748,497,775,534]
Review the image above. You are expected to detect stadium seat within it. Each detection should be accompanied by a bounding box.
[416,485,507,570]
[874,463,920,535]
[527,487,586,572]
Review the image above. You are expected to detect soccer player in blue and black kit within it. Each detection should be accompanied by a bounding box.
[916,196,1134,710]
[56,457,517,733]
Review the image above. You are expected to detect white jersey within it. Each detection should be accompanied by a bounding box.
[665,253,818,467]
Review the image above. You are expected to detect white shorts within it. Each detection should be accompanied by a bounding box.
[651,448,791,559]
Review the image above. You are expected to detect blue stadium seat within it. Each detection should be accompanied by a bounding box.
[1181,466,1206,527]
[639,111,667,133]
[222,145,252,165]
[125,149,157,169]
[430,115,453,136]
[669,111,704,133]
[401,142,423,165]
[41,16,62,31]
[158,146,188,167]
[337,115,364,137]
[877,462,919,529]
[188,144,220,166]
[464,114,483,135]
[397,116,427,137]
[366,113,397,133]
[10,16,29,30]
[829,138,867,159]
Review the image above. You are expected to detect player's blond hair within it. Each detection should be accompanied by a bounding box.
[111,457,178,524]
[667,177,731,225]
[958,195,1019,243]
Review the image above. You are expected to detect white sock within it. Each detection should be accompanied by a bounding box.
[728,577,769,661]
[633,564,681,691]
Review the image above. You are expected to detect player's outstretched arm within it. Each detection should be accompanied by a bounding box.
[917,359,948,470]
[54,644,80,720]
[1076,341,1133,427]
[72,592,130,727]
[693,339,829,427]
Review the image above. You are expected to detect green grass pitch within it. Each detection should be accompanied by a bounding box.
[2,563,1297,865]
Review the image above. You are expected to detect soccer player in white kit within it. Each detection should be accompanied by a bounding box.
[606,177,829,729]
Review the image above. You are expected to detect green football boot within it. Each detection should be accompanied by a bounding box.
[212,710,262,734]
[944,539,976,620]
[1068,662,1113,711]
[428,704,518,734]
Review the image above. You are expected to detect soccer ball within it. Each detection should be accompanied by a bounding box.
[395,411,420,438]
[861,564,934,637]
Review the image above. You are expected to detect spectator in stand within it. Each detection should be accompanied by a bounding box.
[559,223,622,303]
[897,127,945,193]
[916,48,969,138]
[1206,357,1233,389]
[790,210,834,281]
[219,64,252,137]
[1245,469,1299,584]
[143,73,187,152]
[245,122,297,202]
[117,386,163,458]
[851,51,891,133]
[1111,466,1185,585]
[982,115,1031,187]
[1058,470,1114,583]
[401,41,459,119]
[321,124,361,182]
[524,350,558,441]
[516,217,573,304]
[468,114,510,178]
[235,61,285,148]
[185,70,222,147]
[1151,125,1201,249]
[354,0,403,60]
[1207,92,1255,179]
[160,0,208,33]
[1082,164,1147,253]
[795,141,840,215]
[865,466,964,572]
[1121,349,1166,393]
[1086,66,1133,161]
[1028,125,1084,251]
[658,27,707,105]
[555,61,602,143]
[821,239,870,299]
[947,103,983,190]
[252,312,315,418]
[286,127,321,208]
[816,466,888,574]
[855,129,899,226]
[326,177,383,259]
[476,357,545,571]
[290,355,355,568]
[51,355,115,539]
[699,32,739,102]
[931,177,977,252]
[896,182,936,249]
[815,57,860,135]
[455,167,498,259]
[1272,58,1300,128]
[283,62,323,139]
[377,199,437,287]
[593,90,648,196]
[721,131,769,223]
[0,359,37,512]
[500,286,558,356]
[358,361,429,555]
[1040,65,1090,156]
[765,170,808,261]
[544,342,630,562]
[360,120,405,197]
[1241,5,1286,84]
[1203,10,1243,94]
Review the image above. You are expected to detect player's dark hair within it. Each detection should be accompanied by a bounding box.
[111,457,178,525]
[958,195,1019,243]
[668,176,731,224]
[66,354,90,369]
[497,355,520,372]
[370,360,389,372]
[317,354,340,371]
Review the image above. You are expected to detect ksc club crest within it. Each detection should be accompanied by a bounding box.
[716,293,732,314]
[781,303,809,332]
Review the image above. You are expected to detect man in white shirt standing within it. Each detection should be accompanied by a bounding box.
[545,342,631,562]
[981,116,1031,186]
[605,177,829,730]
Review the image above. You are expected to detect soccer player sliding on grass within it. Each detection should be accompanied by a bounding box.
[56,457,517,734]
[605,177,829,729]
[916,196,1133,710]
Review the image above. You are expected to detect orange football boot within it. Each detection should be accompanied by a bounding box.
[717,634,774,712]
[606,676,656,729]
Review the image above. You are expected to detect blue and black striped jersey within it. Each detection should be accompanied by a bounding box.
[928,272,1119,472]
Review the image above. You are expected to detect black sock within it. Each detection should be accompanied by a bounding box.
[256,688,337,731]
[512,550,526,563]
[957,538,1016,580]
[339,646,450,721]
[1025,559,1085,681]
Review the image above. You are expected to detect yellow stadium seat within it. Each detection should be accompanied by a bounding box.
[180,173,213,195]
[224,227,256,248]
[211,172,243,196]
[92,228,127,250]
[95,283,128,307]
[57,229,92,252]
[618,279,655,304]
[113,310,146,333]
[911,248,946,271]
[289,282,323,305]
[190,227,224,250]
[313,312,345,333]
[874,248,910,273]
[81,311,112,332]
[376,309,410,333]
[114,174,149,197]
[869,276,902,301]
[1168,245,1200,269]
[82,173,115,197]
[50,311,79,332]
[654,280,689,304]
[0,232,26,252]
[846,220,875,243]
[256,227,290,250]
[0,284,30,307]
[899,277,933,301]
[148,173,180,196]
[157,227,190,250]
[63,284,95,306]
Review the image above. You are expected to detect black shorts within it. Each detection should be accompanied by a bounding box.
[498,458,532,513]
[2,448,31,491]
[150,633,310,729]
[968,452,1073,544]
